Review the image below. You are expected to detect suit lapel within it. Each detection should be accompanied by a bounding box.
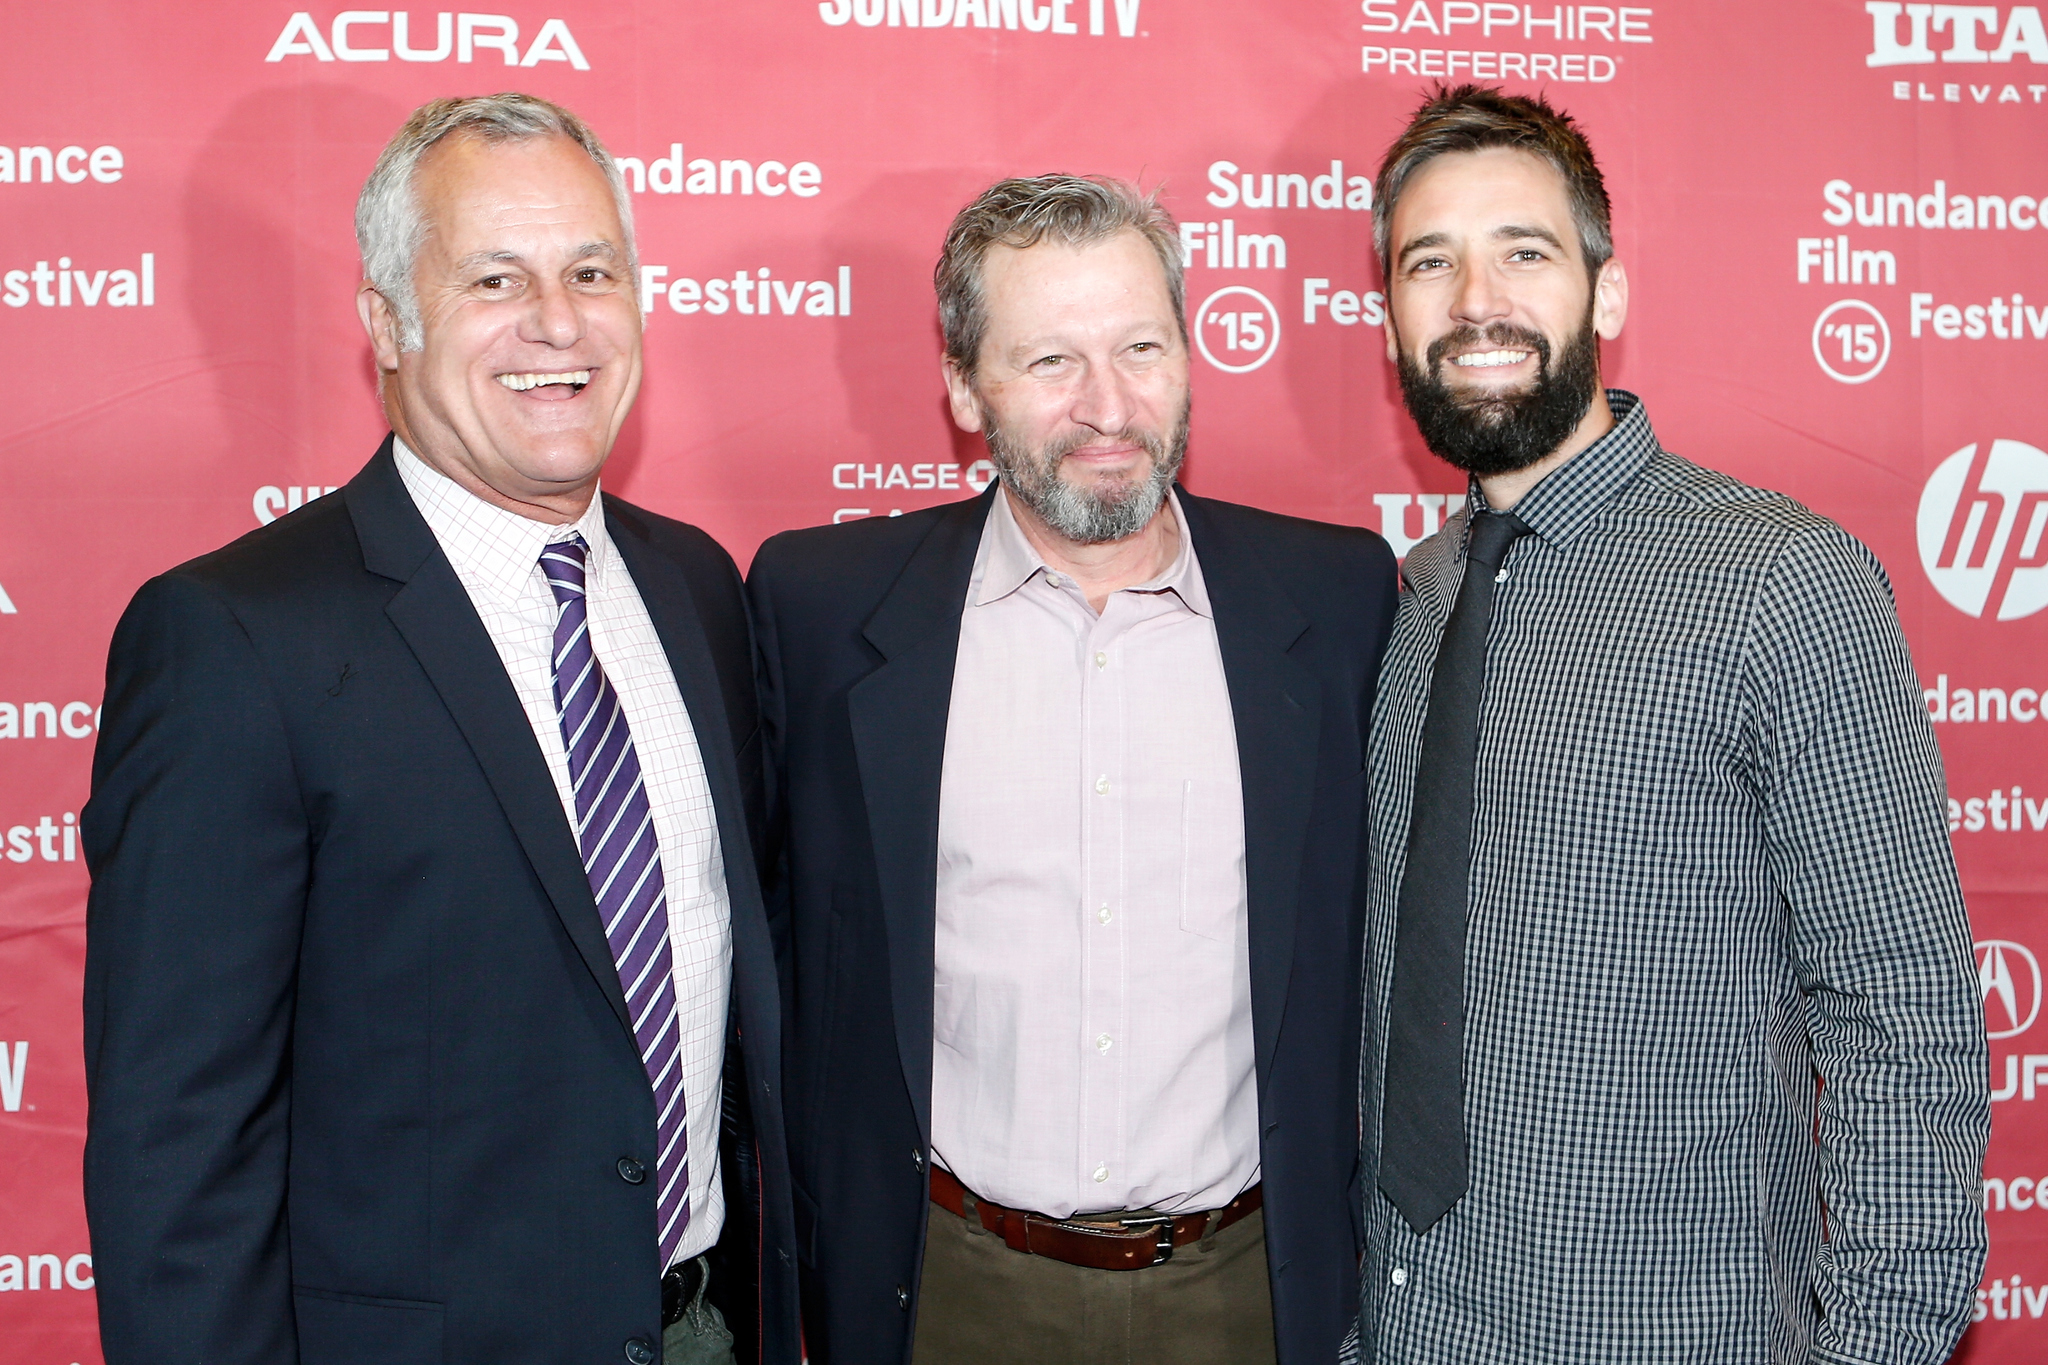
[347,441,633,1035]
[1176,492,1321,1085]
[845,490,995,1143]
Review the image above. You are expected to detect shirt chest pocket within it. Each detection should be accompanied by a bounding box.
[1178,778,1247,943]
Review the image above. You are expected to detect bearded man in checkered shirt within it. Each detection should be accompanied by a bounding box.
[1351,85,1990,1365]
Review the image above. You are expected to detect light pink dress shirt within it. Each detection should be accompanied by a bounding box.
[931,487,1259,1219]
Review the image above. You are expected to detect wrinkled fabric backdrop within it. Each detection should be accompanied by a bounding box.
[2,2,2044,1359]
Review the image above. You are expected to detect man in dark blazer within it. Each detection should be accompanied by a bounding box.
[81,95,797,1365]
[750,176,1397,1365]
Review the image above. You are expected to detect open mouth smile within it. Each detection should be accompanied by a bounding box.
[1449,350,1532,369]
[496,369,592,397]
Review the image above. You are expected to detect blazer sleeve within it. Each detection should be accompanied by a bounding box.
[81,572,311,1365]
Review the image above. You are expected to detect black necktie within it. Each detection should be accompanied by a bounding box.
[1378,509,1531,1235]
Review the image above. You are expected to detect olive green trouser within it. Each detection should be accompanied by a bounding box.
[910,1199,1278,1365]
[661,1256,735,1365]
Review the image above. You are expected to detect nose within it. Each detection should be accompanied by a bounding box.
[519,274,586,350]
[1067,359,1139,437]
[1449,258,1512,330]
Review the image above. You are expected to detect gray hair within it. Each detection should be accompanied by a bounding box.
[356,93,637,351]
[936,174,1185,380]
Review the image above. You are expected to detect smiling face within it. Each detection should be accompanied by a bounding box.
[944,229,1190,546]
[1383,146,1625,476]
[359,132,641,521]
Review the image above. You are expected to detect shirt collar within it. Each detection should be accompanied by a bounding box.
[392,435,613,605]
[970,484,1212,618]
[1466,389,1660,551]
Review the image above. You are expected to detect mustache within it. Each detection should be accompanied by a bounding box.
[1426,322,1552,373]
[1040,424,1170,465]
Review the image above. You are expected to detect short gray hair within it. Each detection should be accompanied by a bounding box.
[356,93,637,351]
[936,174,1185,380]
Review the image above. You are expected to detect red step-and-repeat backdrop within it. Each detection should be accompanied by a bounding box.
[3,2,2044,1359]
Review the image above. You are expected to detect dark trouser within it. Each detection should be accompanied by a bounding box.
[910,1199,1278,1365]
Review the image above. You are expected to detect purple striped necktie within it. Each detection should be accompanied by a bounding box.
[540,535,691,1268]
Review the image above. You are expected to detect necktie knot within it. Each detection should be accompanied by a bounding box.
[539,535,590,604]
[1465,510,1530,572]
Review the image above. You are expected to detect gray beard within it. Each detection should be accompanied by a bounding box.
[981,399,1189,545]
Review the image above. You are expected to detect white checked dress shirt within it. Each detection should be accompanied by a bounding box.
[931,486,1260,1219]
[396,440,731,1265]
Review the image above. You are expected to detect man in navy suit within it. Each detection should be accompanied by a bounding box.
[83,94,798,1365]
[750,175,1398,1365]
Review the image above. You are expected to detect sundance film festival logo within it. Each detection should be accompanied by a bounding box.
[265,11,589,68]
[818,0,1142,36]
[1193,286,1280,373]
[1980,940,2042,1039]
[1918,440,2048,620]
[1811,299,1891,383]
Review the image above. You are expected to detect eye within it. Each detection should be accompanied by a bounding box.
[1032,354,1067,370]
[574,267,608,285]
[1509,247,1546,262]
[1409,255,1449,274]
[476,274,512,292]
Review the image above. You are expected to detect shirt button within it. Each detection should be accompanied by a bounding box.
[1092,1165,1109,1183]
[1094,651,1108,669]
[1095,775,1110,795]
[1096,1033,1112,1054]
[1097,904,1112,925]
[1391,1267,1409,1287]
[1494,568,1509,583]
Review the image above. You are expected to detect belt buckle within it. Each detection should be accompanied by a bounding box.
[1113,1212,1177,1266]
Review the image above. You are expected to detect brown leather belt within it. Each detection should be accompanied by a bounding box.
[929,1165,1261,1272]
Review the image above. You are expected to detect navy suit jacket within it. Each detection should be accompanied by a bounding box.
[82,440,800,1365]
[748,486,1397,1365]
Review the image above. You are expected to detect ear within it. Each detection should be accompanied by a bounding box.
[1383,306,1401,365]
[943,358,984,434]
[1592,258,1628,341]
[358,283,404,373]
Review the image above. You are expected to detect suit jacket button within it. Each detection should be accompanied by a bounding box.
[897,1285,910,1310]
[617,1157,647,1185]
[625,1337,657,1365]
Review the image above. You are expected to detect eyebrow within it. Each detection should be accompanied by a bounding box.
[1397,222,1568,263]
[1396,230,1451,262]
[450,241,620,274]
[1493,223,1565,250]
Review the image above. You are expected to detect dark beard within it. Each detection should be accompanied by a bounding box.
[981,397,1190,545]
[1395,308,1600,477]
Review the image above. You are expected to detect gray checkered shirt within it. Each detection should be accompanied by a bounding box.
[1352,392,1989,1364]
